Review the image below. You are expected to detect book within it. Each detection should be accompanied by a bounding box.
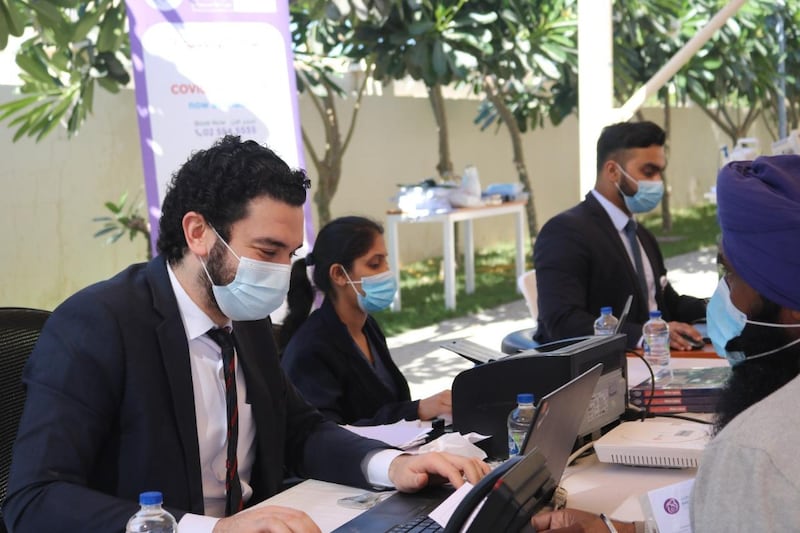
[644,402,719,414]
[630,366,731,398]
[630,394,720,407]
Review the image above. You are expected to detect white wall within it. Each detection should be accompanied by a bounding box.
[0,82,766,310]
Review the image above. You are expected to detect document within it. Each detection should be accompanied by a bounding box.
[639,478,695,533]
[341,420,431,449]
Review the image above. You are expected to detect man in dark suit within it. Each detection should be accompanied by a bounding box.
[534,121,706,350]
[3,136,487,532]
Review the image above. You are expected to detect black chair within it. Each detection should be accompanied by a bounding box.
[0,307,50,533]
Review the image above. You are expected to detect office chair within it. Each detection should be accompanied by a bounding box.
[501,271,540,353]
[516,269,538,322]
[0,307,50,533]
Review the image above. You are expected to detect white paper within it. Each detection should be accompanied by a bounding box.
[428,481,488,529]
[341,420,432,449]
[639,478,695,533]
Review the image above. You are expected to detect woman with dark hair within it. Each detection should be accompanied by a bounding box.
[280,216,452,426]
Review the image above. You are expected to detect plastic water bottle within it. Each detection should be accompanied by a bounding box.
[126,491,177,533]
[593,307,619,336]
[507,393,536,457]
[643,310,670,378]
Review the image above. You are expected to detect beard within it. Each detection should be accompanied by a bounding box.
[200,239,237,314]
[713,298,800,435]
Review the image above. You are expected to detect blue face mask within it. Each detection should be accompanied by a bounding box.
[616,164,664,214]
[200,228,290,321]
[707,277,800,366]
[344,269,398,313]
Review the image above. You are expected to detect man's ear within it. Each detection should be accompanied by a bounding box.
[604,160,622,185]
[183,211,214,257]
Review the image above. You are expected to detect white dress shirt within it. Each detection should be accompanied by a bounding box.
[165,266,402,532]
[591,189,657,311]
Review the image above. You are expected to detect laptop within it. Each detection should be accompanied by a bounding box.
[332,364,603,533]
[615,295,633,335]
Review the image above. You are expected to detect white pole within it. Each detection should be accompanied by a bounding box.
[577,0,614,196]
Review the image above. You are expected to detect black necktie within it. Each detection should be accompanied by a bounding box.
[206,327,244,516]
[624,219,649,306]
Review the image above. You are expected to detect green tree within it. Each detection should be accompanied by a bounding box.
[679,0,779,145]
[471,0,578,237]
[292,1,372,225]
[0,0,129,140]
[350,0,490,178]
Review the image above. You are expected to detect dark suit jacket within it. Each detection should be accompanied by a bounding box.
[281,298,418,425]
[3,257,388,532]
[533,192,706,348]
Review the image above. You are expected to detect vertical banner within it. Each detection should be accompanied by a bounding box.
[125,0,309,248]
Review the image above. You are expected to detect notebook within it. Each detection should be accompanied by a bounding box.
[332,363,603,533]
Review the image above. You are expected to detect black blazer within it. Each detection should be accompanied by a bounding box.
[281,298,418,425]
[533,192,706,348]
[3,257,387,532]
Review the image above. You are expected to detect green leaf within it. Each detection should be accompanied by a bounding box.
[0,93,43,120]
[97,76,120,93]
[2,0,28,37]
[71,2,107,43]
[16,51,55,85]
[93,227,117,238]
[97,4,126,52]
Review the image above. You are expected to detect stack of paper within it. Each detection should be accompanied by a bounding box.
[342,420,432,449]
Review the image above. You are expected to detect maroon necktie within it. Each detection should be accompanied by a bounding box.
[206,327,244,516]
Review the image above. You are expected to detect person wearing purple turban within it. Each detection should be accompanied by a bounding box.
[529,155,800,533]
[691,154,800,531]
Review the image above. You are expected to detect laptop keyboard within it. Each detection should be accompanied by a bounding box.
[386,514,443,533]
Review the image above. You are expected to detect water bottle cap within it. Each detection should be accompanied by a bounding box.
[600,306,612,315]
[649,310,662,319]
[139,491,163,506]
[517,393,534,404]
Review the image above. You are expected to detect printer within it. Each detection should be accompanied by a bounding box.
[451,334,628,459]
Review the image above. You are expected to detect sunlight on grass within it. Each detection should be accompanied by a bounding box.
[378,204,720,336]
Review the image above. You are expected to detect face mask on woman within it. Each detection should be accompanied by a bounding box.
[343,269,398,313]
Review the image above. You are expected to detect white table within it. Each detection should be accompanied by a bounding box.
[257,453,696,531]
[386,201,527,311]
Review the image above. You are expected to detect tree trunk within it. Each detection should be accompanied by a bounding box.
[428,83,453,178]
[660,94,672,232]
[483,75,539,237]
[301,69,370,226]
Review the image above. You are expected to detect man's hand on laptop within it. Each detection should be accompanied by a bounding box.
[213,505,321,533]
[388,452,490,492]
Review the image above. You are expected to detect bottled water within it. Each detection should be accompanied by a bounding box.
[643,310,670,378]
[593,306,619,336]
[126,491,177,533]
[507,393,536,458]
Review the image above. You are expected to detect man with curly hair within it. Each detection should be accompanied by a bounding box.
[4,136,487,532]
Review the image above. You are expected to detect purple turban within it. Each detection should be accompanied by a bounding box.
[717,155,800,311]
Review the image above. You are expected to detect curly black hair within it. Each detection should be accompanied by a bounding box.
[157,135,310,264]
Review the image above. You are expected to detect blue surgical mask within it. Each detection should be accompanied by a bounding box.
[615,164,664,213]
[343,269,398,313]
[200,228,290,321]
[707,277,800,366]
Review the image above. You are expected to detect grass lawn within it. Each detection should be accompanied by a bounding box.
[376,203,720,336]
